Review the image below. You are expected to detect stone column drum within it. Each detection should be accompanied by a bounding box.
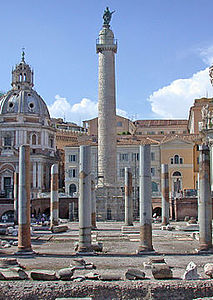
[96,24,117,186]
[50,164,59,228]
[198,144,212,251]
[124,167,133,226]
[69,202,74,221]
[78,145,92,253]
[13,172,19,226]
[138,145,154,253]
[17,145,32,253]
[161,164,170,225]
[91,174,97,229]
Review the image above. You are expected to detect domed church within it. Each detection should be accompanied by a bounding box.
[0,52,58,198]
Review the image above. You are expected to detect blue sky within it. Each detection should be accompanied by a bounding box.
[1,0,213,124]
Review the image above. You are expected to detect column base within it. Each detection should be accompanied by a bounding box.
[14,249,36,256]
[91,226,98,230]
[136,248,156,255]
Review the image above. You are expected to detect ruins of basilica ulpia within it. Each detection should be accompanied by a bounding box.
[1,7,213,300]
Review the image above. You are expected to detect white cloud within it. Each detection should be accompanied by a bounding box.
[148,67,213,119]
[48,95,128,125]
[116,108,128,118]
[48,95,98,124]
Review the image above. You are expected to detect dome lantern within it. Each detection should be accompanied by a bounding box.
[11,50,34,90]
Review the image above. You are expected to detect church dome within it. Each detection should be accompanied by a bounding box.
[0,89,50,118]
[0,51,50,119]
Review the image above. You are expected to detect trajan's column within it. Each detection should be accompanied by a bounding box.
[96,8,123,220]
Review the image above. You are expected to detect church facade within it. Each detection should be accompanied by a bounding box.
[0,53,58,199]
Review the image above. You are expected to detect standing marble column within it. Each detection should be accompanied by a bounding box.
[17,145,32,253]
[37,162,43,190]
[91,174,97,229]
[33,162,37,188]
[13,172,19,225]
[125,167,133,226]
[161,164,170,225]
[50,164,59,228]
[138,145,154,253]
[198,144,212,251]
[96,16,117,187]
[69,202,74,221]
[78,145,92,253]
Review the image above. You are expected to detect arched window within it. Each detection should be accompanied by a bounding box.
[171,155,183,165]
[174,155,179,164]
[173,171,182,177]
[69,184,76,196]
[32,134,37,145]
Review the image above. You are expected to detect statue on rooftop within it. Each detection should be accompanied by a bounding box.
[103,7,115,26]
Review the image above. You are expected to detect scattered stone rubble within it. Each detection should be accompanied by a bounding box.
[0,256,211,284]
[204,263,213,278]
[150,257,173,279]
[182,261,200,280]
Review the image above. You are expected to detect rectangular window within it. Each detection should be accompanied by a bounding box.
[180,158,183,164]
[132,153,139,161]
[4,136,11,146]
[151,167,155,176]
[151,152,155,161]
[120,153,128,161]
[119,168,125,177]
[69,154,76,162]
[117,121,122,127]
[68,168,76,178]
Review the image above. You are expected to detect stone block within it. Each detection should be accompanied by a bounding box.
[58,268,75,280]
[0,258,19,268]
[85,272,99,280]
[51,225,68,233]
[3,243,11,248]
[73,276,86,282]
[30,270,57,280]
[92,242,103,252]
[85,263,96,270]
[182,261,200,280]
[188,219,197,224]
[99,274,121,281]
[150,257,166,264]
[125,269,145,280]
[9,267,29,279]
[152,264,173,279]
[72,258,86,266]
[204,263,213,278]
[0,268,28,280]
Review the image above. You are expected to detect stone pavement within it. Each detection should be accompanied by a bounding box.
[0,221,213,299]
